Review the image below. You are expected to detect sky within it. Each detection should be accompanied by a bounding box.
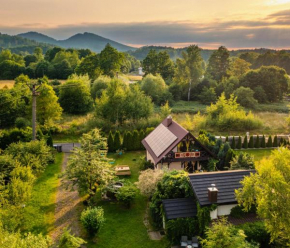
[1,0,290,49]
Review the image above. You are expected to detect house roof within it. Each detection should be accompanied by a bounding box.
[142,117,189,165]
[189,170,255,206]
[162,198,197,220]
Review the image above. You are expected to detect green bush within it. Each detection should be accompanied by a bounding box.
[113,131,122,151]
[248,136,254,148]
[254,135,260,148]
[267,135,273,147]
[132,130,139,150]
[237,136,242,149]
[107,131,114,152]
[166,218,199,244]
[261,135,266,148]
[243,136,248,149]
[238,222,271,247]
[273,135,278,147]
[139,156,154,170]
[80,207,105,236]
[15,117,30,129]
[58,228,86,248]
[230,205,247,218]
[0,128,32,150]
[231,136,236,149]
[116,184,137,208]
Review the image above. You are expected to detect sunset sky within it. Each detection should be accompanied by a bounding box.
[1,0,290,49]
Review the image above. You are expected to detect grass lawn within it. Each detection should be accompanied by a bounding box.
[21,152,63,235]
[86,151,169,248]
[236,148,274,162]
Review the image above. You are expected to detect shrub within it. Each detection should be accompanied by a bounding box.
[107,131,114,152]
[243,135,248,149]
[237,136,242,149]
[139,130,145,150]
[135,169,164,198]
[261,135,266,148]
[254,135,260,148]
[248,136,254,148]
[113,131,122,151]
[231,136,236,149]
[273,135,278,147]
[80,207,105,236]
[116,184,137,207]
[132,130,139,150]
[238,222,271,247]
[230,205,247,218]
[15,117,30,129]
[91,75,110,99]
[0,128,32,150]
[139,156,154,170]
[198,87,217,104]
[233,86,257,108]
[58,228,86,248]
[267,135,273,147]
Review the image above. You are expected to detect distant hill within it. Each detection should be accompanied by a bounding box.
[18,32,136,52]
[0,33,54,54]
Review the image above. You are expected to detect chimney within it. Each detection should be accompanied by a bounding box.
[166,115,172,127]
[208,184,218,203]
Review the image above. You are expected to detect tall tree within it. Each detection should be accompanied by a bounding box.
[64,129,115,197]
[174,45,204,101]
[206,46,230,81]
[236,147,290,245]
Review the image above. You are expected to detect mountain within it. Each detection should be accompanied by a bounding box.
[18,32,135,52]
[0,33,54,54]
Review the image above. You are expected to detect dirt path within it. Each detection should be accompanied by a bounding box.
[50,153,86,244]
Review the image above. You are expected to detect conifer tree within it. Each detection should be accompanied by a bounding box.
[122,132,128,150]
[279,137,286,146]
[237,136,242,149]
[132,130,139,150]
[114,131,122,151]
[273,135,278,147]
[139,130,145,150]
[225,136,229,143]
[231,136,236,149]
[255,135,260,148]
[243,135,248,149]
[267,135,273,147]
[107,131,114,152]
[248,136,254,148]
[126,131,133,151]
[261,135,266,148]
[46,131,53,147]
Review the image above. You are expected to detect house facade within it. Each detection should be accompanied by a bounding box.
[142,116,214,173]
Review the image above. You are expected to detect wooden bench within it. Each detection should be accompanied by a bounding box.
[115,166,131,176]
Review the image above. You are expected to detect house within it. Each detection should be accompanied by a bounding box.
[142,116,215,172]
[162,170,255,226]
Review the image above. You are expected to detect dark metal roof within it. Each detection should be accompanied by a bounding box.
[162,198,197,220]
[189,170,255,206]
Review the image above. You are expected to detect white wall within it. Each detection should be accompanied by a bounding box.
[146,151,154,163]
[210,209,218,219]
[217,204,237,216]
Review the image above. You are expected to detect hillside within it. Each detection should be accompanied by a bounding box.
[18,32,136,52]
[0,33,54,53]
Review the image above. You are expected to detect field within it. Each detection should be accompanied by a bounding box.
[0,79,66,89]
[22,152,63,235]
[87,151,168,248]
[236,148,274,162]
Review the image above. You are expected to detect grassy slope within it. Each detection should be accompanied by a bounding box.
[21,152,63,235]
[87,151,168,248]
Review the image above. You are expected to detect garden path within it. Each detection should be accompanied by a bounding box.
[50,152,86,244]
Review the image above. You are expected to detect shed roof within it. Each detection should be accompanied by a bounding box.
[162,198,197,220]
[189,170,255,206]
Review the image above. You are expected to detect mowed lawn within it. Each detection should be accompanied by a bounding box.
[87,151,169,248]
[237,148,274,162]
[22,152,63,235]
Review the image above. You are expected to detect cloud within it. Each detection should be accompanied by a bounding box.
[2,9,290,49]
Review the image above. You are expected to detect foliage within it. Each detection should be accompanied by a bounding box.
[205,93,262,131]
[248,136,254,148]
[166,218,199,244]
[15,117,30,129]
[197,203,217,235]
[238,222,271,248]
[237,136,242,149]
[240,66,289,102]
[59,75,93,114]
[0,128,32,150]
[107,131,114,153]
[230,205,248,219]
[135,169,164,198]
[138,156,154,170]
[198,87,217,104]
[64,129,115,196]
[160,101,172,119]
[261,135,266,148]
[254,136,260,148]
[58,228,86,248]
[150,170,193,227]
[233,87,257,108]
[91,75,110,99]
[206,46,230,81]
[174,45,204,101]
[113,131,122,151]
[75,54,101,80]
[228,57,251,78]
[273,135,278,147]
[141,74,168,104]
[230,152,255,170]
[231,136,236,149]
[80,207,105,236]
[267,135,272,147]
[201,217,257,248]
[243,136,248,149]
[116,184,137,207]
[236,147,290,244]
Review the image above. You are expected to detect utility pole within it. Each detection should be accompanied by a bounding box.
[27,81,41,141]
